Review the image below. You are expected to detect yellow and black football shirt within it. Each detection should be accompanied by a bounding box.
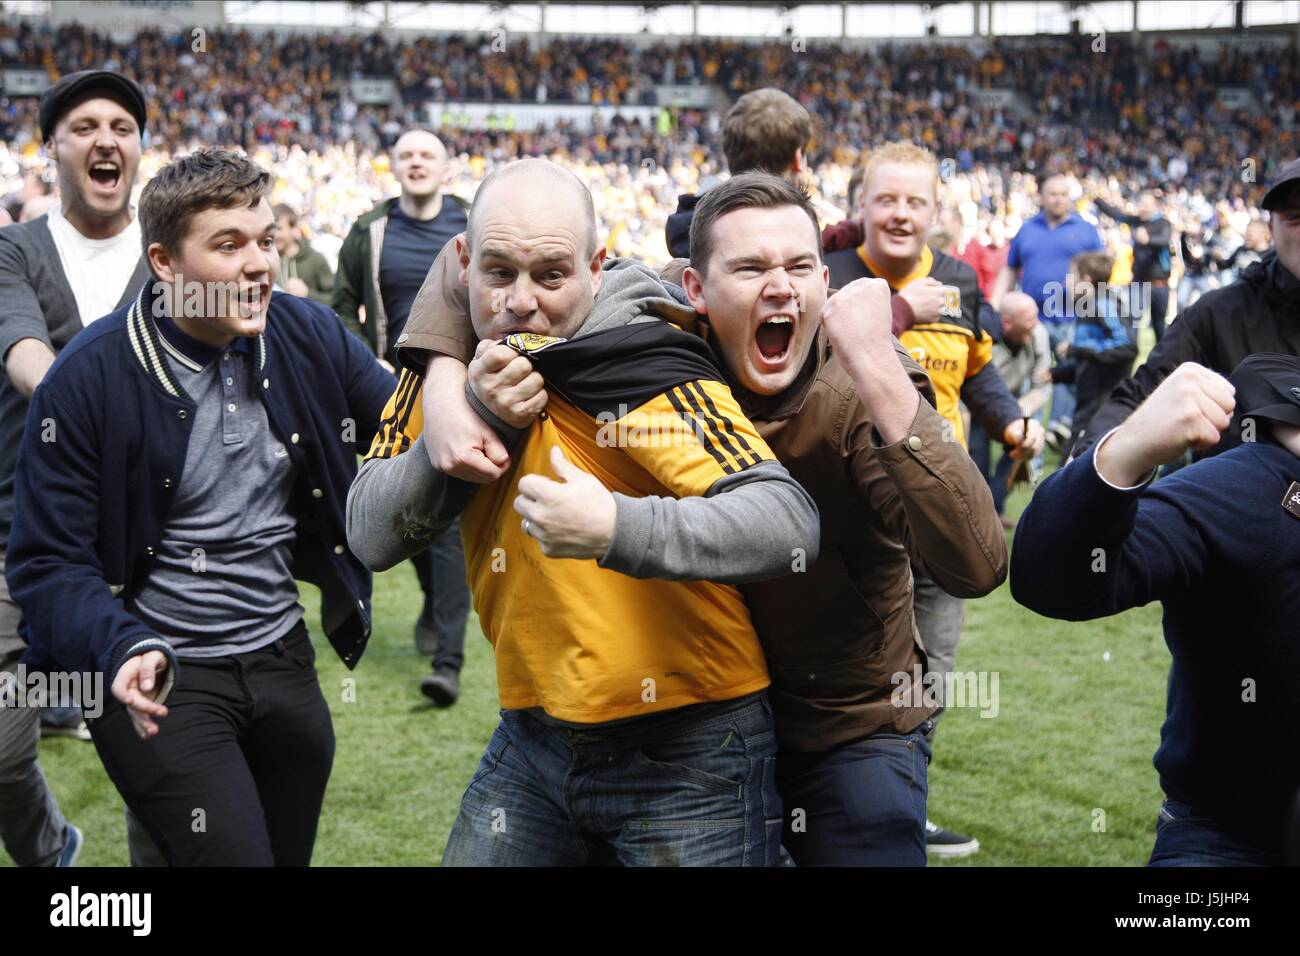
[825,244,993,447]
[366,321,776,723]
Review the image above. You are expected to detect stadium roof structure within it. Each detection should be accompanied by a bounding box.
[13,1,1300,39]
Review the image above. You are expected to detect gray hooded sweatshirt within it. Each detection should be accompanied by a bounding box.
[345,258,819,583]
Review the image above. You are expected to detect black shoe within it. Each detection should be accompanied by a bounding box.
[925,819,980,858]
[420,667,460,707]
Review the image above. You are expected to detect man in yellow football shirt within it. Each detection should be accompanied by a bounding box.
[824,142,1043,856]
[347,159,819,866]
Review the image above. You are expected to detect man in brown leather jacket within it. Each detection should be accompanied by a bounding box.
[392,173,1006,866]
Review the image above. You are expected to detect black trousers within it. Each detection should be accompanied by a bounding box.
[410,517,471,671]
[1135,281,1170,342]
[89,620,335,866]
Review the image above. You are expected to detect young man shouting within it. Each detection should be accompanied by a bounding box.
[6,149,395,865]
[400,172,1007,865]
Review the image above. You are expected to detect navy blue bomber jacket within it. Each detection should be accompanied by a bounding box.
[1011,438,1300,853]
[6,282,396,683]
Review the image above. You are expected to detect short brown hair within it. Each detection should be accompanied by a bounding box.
[140,148,271,260]
[722,88,811,178]
[272,203,298,226]
[1070,250,1114,286]
[689,172,821,276]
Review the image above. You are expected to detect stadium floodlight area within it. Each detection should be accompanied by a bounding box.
[13,1,1300,39]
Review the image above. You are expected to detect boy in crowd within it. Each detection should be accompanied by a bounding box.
[1049,251,1136,457]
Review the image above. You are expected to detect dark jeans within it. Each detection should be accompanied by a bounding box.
[1045,321,1076,427]
[410,518,471,671]
[778,720,932,866]
[1144,282,1170,342]
[441,693,783,866]
[89,620,335,866]
[968,422,1015,515]
[1147,799,1281,867]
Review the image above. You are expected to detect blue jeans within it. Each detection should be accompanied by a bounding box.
[1045,321,1076,427]
[777,720,932,866]
[1147,799,1280,867]
[441,693,783,866]
[968,421,1017,514]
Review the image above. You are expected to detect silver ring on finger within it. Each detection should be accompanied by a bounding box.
[522,518,533,537]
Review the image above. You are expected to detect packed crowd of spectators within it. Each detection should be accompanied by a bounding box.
[0,21,1287,270]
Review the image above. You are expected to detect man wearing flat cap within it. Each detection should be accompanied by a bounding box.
[1012,353,1300,865]
[1076,158,1300,459]
[0,70,150,867]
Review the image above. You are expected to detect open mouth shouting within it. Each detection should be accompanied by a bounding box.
[753,313,797,371]
[236,281,272,321]
[88,159,122,194]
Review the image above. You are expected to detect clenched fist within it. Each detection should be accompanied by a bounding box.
[468,339,548,429]
[895,276,948,324]
[423,355,511,483]
[822,276,920,444]
[821,277,896,371]
[1096,363,1235,487]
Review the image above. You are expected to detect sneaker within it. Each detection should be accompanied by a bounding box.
[1040,424,1071,457]
[56,824,84,867]
[40,717,93,742]
[420,667,460,708]
[925,819,980,858]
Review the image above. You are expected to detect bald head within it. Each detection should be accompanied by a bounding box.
[457,158,605,342]
[468,159,597,257]
[1000,291,1040,345]
[393,129,448,200]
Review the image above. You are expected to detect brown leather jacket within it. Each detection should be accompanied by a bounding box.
[396,244,1007,752]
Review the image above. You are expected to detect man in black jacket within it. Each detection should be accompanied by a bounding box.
[665,88,811,258]
[1077,157,1300,458]
[1012,354,1300,865]
[1093,189,1174,341]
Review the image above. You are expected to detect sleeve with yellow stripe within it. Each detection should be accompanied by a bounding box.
[618,379,778,495]
[365,367,426,462]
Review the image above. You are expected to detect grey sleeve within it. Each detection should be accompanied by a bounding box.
[597,460,820,583]
[345,435,478,571]
[0,234,50,362]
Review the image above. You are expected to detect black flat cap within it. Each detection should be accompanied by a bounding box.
[38,70,147,141]
[1262,157,1300,212]
[1231,352,1300,430]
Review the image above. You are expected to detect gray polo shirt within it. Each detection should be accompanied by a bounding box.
[130,315,304,656]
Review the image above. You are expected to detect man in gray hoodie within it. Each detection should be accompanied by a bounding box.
[347,159,819,866]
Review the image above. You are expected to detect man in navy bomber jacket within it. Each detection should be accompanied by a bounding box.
[5,149,394,865]
[1011,355,1300,866]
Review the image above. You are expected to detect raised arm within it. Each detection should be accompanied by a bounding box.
[827,278,1007,598]
[1011,363,1238,619]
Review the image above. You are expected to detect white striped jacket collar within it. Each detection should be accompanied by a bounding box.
[125,282,267,399]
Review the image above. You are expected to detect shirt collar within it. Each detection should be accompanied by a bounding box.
[1036,210,1079,229]
[156,310,251,371]
[855,244,934,290]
